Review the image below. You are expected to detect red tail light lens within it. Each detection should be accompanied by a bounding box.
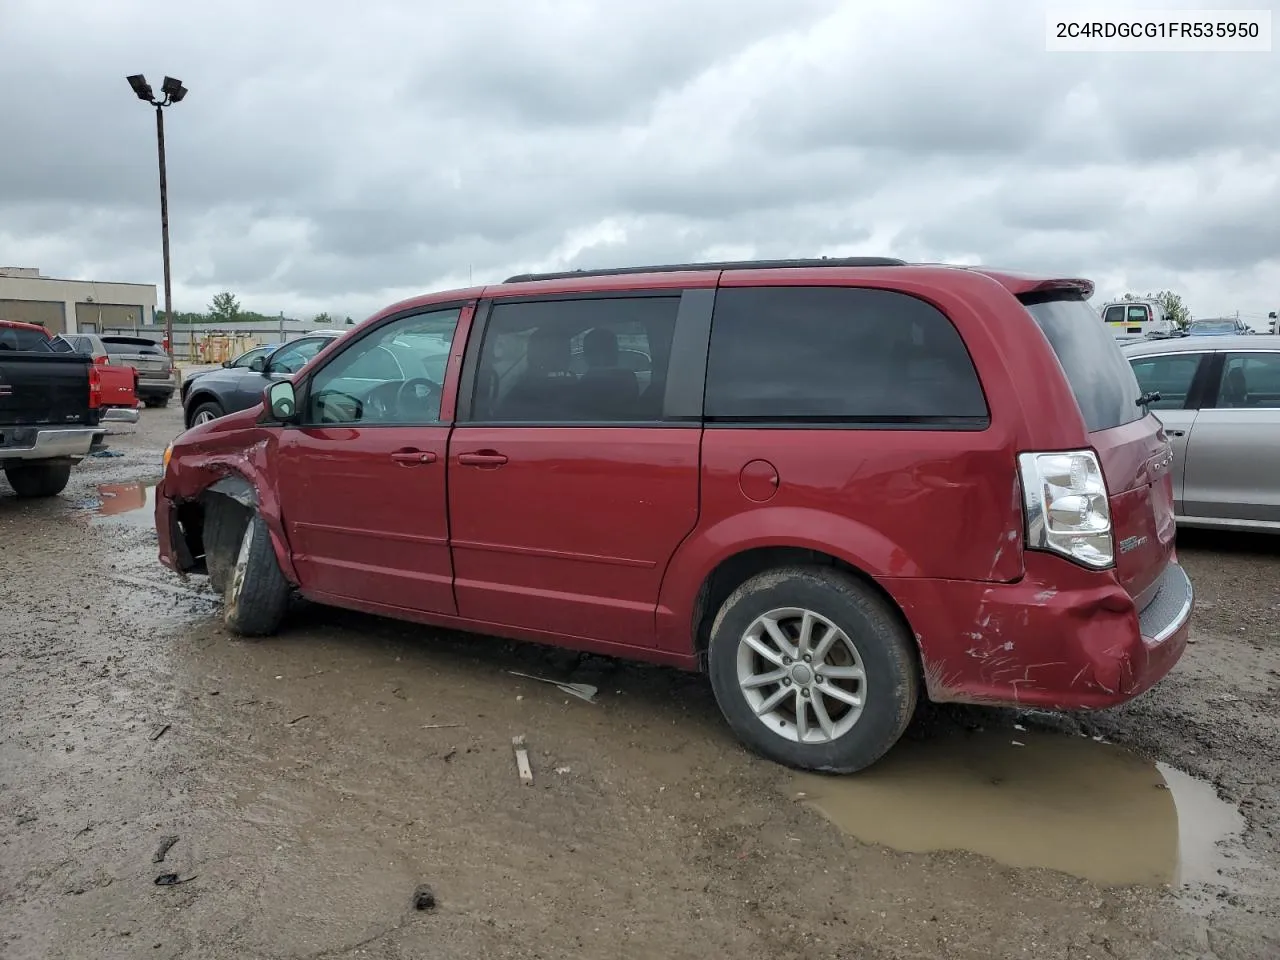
[88,365,103,409]
[93,355,110,365]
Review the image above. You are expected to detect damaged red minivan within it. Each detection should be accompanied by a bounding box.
[156,258,1192,773]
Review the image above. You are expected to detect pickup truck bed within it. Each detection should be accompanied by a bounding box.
[1,323,105,497]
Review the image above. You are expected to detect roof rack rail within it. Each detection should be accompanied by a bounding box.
[502,257,907,284]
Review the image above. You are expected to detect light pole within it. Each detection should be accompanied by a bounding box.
[127,74,187,357]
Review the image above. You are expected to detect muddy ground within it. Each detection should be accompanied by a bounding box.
[1,403,1277,960]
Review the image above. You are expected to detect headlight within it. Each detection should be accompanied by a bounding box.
[163,443,173,471]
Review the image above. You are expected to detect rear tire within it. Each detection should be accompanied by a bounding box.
[189,400,224,428]
[144,396,170,409]
[4,463,73,498]
[223,512,290,637]
[707,565,918,774]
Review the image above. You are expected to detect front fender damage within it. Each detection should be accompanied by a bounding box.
[163,435,298,586]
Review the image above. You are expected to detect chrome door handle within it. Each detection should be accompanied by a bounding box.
[1165,429,1185,437]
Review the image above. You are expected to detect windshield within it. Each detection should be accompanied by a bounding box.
[1023,296,1145,432]
[1188,320,1235,334]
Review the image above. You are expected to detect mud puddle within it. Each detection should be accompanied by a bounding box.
[91,480,157,528]
[791,728,1245,890]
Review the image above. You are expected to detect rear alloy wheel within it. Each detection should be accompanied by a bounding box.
[4,463,73,498]
[190,401,224,428]
[707,565,918,774]
[223,512,290,637]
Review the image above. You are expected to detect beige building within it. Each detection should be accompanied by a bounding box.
[0,266,158,337]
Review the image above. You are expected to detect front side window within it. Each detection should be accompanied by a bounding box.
[304,309,460,425]
[268,337,330,375]
[469,296,679,423]
[233,346,271,369]
[1128,353,1205,410]
[1215,352,1280,409]
[703,286,988,425]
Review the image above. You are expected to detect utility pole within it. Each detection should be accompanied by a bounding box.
[127,74,187,356]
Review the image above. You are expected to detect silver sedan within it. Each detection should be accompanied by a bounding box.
[1122,335,1280,533]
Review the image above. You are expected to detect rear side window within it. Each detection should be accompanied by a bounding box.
[703,287,988,426]
[1023,297,1144,432]
[1128,353,1205,410]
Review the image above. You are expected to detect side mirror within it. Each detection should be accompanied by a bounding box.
[249,356,267,373]
[221,360,232,368]
[265,381,298,423]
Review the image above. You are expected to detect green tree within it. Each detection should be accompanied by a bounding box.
[1121,290,1191,329]
[313,312,333,325]
[208,292,241,324]
[345,315,355,326]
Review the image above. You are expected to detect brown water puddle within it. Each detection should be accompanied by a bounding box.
[93,480,157,528]
[791,728,1244,889]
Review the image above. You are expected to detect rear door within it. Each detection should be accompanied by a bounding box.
[447,291,703,647]
[274,307,467,613]
[1024,297,1174,602]
[1182,349,1280,527]
[1125,349,1213,508]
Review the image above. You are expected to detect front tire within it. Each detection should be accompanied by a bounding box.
[707,565,918,774]
[4,463,73,498]
[189,400,224,429]
[223,513,290,637]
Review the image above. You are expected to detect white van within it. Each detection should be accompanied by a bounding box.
[1098,300,1177,340]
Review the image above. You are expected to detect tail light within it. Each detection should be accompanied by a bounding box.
[1018,450,1113,569]
[88,364,103,410]
[93,355,110,366]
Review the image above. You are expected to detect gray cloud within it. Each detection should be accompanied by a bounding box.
[0,0,1277,324]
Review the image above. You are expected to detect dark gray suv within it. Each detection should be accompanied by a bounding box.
[181,333,342,427]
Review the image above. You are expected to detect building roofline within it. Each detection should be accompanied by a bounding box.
[0,274,156,289]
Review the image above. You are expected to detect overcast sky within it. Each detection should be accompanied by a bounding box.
[1,0,1276,326]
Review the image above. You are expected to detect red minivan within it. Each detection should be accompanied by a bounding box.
[156,259,1192,773]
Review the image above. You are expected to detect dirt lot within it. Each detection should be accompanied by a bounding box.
[1,403,1277,960]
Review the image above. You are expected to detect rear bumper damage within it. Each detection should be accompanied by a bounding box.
[887,553,1193,710]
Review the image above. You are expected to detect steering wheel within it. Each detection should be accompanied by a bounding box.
[313,389,364,422]
[395,378,442,418]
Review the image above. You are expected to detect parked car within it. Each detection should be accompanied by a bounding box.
[156,258,1193,774]
[1098,299,1177,340]
[100,335,177,407]
[52,334,141,414]
[1185,318,1253,337]
[181,333,344,428]
[1,320,115,497]
[180,342,281,407]
[1123,334,1280,533]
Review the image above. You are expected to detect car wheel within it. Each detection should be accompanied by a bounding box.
[203,496,249,595]
[223,512,290,637]
[4,463,73,498]
[144,396,170,408]
[707,565,918,774]
[189,400,224,428]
